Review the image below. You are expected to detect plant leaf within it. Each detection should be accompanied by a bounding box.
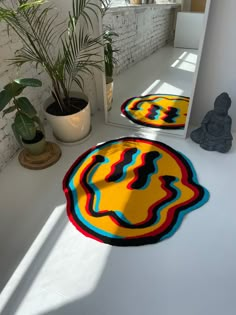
[12,123,23,146]
[4,82,25,97]
[3,105,16,116]
[14,112,36,141]
[14,78,42,87]
[18,0,47,10]
[0,90,13,111]
[14,97,37,118]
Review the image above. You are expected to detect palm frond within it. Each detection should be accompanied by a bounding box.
[61,24,104,93]
[18,0,46,9]
[71,0,111,30]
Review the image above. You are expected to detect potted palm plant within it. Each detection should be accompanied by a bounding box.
[103,27,118,111]
[0,78,46,155]
[0,0,110,143]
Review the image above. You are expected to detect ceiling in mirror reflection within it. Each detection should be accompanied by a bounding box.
[103,2,210,137]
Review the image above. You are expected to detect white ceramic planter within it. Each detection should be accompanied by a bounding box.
[44,92,91,143]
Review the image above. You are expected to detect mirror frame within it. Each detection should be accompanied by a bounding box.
[101,0,212,138]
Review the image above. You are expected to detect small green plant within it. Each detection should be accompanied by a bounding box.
[0,78,44,145]
[103,27,119,81]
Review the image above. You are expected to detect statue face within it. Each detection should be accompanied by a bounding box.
[214,93,231,116]
[214,104,228,116]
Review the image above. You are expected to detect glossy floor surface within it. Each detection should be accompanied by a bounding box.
[108,45,199,137]
[0,114,236,315]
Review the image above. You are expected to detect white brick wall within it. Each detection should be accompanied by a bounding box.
[103,4,179,75]
[0,24,51,172]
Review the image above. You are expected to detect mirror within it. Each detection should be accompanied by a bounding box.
[102,0,211,137]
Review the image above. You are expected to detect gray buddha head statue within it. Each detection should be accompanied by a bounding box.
[214,92,231,116]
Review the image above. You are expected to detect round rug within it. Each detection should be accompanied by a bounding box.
[121,94,189,129]
[63,137,209,246]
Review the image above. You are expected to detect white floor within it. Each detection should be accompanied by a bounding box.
[1,113,236,315]
[108,45,198,137]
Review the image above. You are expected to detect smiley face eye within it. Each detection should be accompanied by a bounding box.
[105,149,161,190]
[106,148,138,182]
[128,151,161,190]
[146,105,162,120]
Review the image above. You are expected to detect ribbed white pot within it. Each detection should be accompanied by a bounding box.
[44,92,91,143]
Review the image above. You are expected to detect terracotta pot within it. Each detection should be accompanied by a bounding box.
[44,92,91,143]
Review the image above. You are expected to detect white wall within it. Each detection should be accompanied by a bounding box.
[190,0,236,131]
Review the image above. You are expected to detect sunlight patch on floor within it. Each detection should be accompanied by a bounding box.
[0,202,112,315]
[184,52,198,64]
[0,204,66,313]
[141,80,161,96]
[171,52,198,73]
[154,82,184,95]
[177,61,196,73]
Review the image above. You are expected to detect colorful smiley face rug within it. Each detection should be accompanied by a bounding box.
[63,137,209,246]
[121,94,190,129]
